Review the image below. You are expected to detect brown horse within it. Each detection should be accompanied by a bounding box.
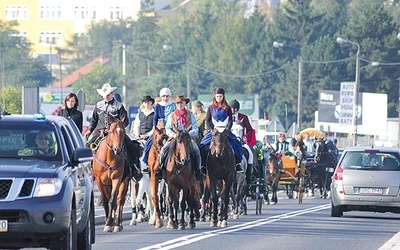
[265,153,283,205]
[293,139,307,204]
[205,124,236,227]
[147,124,168,228]
[164,129,198,230]
[92,117,129,232]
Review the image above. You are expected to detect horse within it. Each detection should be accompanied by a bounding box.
[164,129,198,230]
[147,124,169,228]
[265,153,283,205]
[314,138,337,199]
[230,121,249,218]
[205,118,236,227]
[293,139,306,204]
[92,116,131,232]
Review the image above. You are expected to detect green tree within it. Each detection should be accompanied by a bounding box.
[2,85,22,114]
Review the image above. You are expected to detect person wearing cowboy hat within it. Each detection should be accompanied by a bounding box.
[198,87,244,172]
[142,87,177,167]
[85,83,142,181]
[156,95,206,181]
[131,95,155,141]
[191,100,208,144]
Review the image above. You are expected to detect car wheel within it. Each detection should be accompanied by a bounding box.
[331,202,343,217]
[78,202,94,249]
[50,206,77,250]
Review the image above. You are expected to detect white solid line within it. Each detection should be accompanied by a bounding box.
[138,203,331,250]
[379,232,400,250]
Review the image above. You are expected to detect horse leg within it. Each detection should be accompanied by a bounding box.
[114,178,129,232]
[209,182,218,227]
[178,190,187,230]
[150,174,163,228]
[220,179,233,228]
[104,180,119,233]
[129,180,138,226]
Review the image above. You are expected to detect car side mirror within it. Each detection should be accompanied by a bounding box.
[71,147,93,165]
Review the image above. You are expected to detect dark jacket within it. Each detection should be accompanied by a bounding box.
[57,107,83,133]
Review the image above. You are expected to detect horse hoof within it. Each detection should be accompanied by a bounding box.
[129,219,137,226]
[270,202,276,205]
[200,217,206,222]
[189,223,196,229]
[167,222,175,229]
[104,225,113,233]
[155,221,163,228]
[149,218,155,225]
[210,221,218,227]
[220,220,228,227]
[113,226,123,232]
[178,224,186,230]
[217,221,222,227]
[233,214,239,220]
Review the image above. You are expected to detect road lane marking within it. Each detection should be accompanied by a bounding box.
[138,203,331,250]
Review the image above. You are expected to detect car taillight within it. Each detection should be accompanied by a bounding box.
[334,165,343,181]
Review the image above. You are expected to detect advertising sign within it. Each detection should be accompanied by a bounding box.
[339,82,356,125]
[39,87,73,104]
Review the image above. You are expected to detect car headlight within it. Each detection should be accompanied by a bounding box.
[33,178,63,197]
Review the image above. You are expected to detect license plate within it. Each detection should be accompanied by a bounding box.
[0,220,8,232]
[359,188,383,194]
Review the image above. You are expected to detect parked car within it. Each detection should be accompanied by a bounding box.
[331,146,400,217]
[0,113,95,249]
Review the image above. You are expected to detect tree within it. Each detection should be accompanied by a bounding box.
[1,85,22,114]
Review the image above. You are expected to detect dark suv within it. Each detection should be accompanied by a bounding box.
[0,113,95,249]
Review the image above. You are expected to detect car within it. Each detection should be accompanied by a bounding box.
[0,113,95,249]
[331,146,400,217]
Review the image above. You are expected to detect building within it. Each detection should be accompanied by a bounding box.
[0,0,172,62]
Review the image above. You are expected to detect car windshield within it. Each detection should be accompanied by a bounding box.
[342,151,400,171]
[0,123,61,161]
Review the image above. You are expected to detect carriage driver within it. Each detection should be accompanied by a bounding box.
[156,95,206,181]
[84,83,142,181]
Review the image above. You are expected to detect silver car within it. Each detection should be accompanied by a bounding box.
[331,146,400,217]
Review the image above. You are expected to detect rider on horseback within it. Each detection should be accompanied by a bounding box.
[84,83,142,181]
[198,88,244,172]
[229,99,256,178]
[156,95,206,181]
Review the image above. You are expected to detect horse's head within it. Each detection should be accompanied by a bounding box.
[153,126,168,151]
[106,118,125,155]
[175,129,191,166]
[211,127,229,158]
[314,139,326,162]
[231,121,244,141]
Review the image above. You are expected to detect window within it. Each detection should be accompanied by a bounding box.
[5,5,28,20]
[40,5,62,20]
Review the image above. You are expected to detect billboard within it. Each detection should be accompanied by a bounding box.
[318,90,362,125]
[197,94,259,120]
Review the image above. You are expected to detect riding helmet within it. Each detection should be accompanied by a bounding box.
[229,99,240,110]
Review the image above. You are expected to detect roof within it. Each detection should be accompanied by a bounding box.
[53,56,111,88]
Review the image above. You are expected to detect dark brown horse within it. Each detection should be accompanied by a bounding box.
[293,139,307,204]
[147,124,168,228]
[205,124,236,227]
[265,153,283,205]
[164,129,198,230]
[92,117,129,232]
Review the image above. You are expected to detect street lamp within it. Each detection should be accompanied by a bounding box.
[336,37,360,146]
[273,41,302,131]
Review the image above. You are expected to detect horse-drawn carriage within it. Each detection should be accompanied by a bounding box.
[279,155,306,202]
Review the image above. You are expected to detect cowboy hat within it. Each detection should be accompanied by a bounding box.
[172,95,190,103]
[96,83,117,98]
[141,95,155,104]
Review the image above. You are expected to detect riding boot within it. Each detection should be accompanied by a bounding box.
[235,157,244,172]
[156,142,169,179]
[246,164,253,184]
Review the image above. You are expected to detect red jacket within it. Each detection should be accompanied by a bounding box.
[237,113,256,147]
